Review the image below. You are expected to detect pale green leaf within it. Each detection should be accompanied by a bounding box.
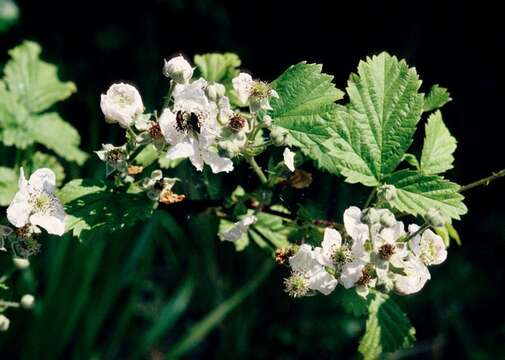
[58,179,155,242]
[30,112,87,165]
[0,0,19,33]
[385,170,467,220]
[193,52,241,84]
[0,166,17,206]
[359,292,416,360]
[420,110,457,175]
[402,153,420,170]
[270,62,344,174]
[4,41,76,113]
[335,52,424,185]
[0,81,34,148]
[423,84,451,112]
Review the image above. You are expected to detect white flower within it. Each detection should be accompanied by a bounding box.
[232,72,279,112]
[159,79,234,173]
[6,168,66,236]
[343,206,370,241]
[289,244,338,295]
[0,225,13,251]
[408,224,447,266]
[283,148,296,172]
[163,55,193,84]
[100,83,144,128]
[394,254,431,295]
[372,221,409,281]
[219,215,257,243]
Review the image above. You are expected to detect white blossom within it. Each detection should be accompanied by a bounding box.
[163,55,193,84]
[219,215,257,243]
[159,79,233,173]
[100,83,144,128]
[283,148,296,172]
[232,72,279,112]
[408,224,447,266]
[289,244,338,295]
[6,168,66,236]
[372,220,409,281]
[393,254,431,295]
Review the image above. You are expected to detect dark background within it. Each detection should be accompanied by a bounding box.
[1,0,504,358]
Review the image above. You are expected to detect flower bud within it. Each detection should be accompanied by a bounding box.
[270,127,289,146]
[0,315,10,331]
[262,115,272,127]
[163,55,193,84]
[100,83,144,128]
[425,208,444,228]
[13,257,30,269]
[379,210,397,228]
[20,294,35,310]
[378,184,397,203]
[361,208,381,225]
[205,83,226,101]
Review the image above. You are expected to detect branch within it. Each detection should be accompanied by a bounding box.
[459,168,505,193]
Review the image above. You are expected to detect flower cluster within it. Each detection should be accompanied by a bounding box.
[98,55,295,202]
[284,206,447,298]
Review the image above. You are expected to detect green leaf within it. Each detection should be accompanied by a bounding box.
[0,166,17,206]
[333,52,424,185]
[341,288,369,317]
[58,179,155,242]
[402,153,420,170]
[193,53,241,84]
[4,41,76,113]
[0,81,34,148]
[0,0,19,33]
[385,170,467,220]
[358,292,416,360]
[423,84,451,112]
[420,110,457,175]
[270,62,344,174]
[251,209,291,249]
[30,113,87,165]
[24,151,65,186]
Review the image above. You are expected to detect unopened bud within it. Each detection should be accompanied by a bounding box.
[379,210,397,228]
[0,315,10,332]
[425,208,444,228]
[378,185,397,203]
[270,127,289,146]
[262,115,272,127]
[20,294,35,310]
[13,257,30,269]
[361,208,381,225]
[205,83,226,101]
[163,55,193,84]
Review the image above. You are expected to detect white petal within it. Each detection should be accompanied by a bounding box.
[28,168,56,193]
[283,148,296,172]
[30,211,66,236]
[158,108,184,145]
[340,260,366,289]
[219,215,257,243]
[344,206,368,241]
[322,228,342,250]
[232,73,253,104]
[202,150,234,174]
[166,140,196,160]
[6,190,31,228]
[308,269,338,295]
[289,244,319,275]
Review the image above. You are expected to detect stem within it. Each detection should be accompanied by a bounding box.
[0,300,20,309]
[403,223,429,243]
[459,168,505,193]
[363,188,377,208]
[246,157,268,185]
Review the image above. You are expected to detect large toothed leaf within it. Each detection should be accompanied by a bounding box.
[270,62,344,174]
[423,84,451,112]
[58,179,155,242]
[3,41,76,113]
[358,292,416,360]
[0,81,34,148]
[420,110,457,175]
[30,113,87,165]
[194,52,241,84]
[332,52,424,186]
[385,170,467,220]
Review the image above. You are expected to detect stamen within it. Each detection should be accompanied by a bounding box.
[378,243,396,260]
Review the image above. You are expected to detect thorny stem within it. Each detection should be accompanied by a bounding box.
[403,223,429,243]
[246,156,268,185]
[459,168,505,193]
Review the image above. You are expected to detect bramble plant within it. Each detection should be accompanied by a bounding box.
[1,40,505,358]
